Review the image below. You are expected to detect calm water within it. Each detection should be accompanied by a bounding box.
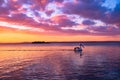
[0,43,120,80]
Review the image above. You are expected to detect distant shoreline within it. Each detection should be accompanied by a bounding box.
[0,41,120,44]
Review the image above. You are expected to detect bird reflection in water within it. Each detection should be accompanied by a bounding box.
[74,50,83,58]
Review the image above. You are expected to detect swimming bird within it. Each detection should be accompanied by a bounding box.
[74,43,84,51]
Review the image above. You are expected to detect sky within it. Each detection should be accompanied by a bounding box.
[0,0,120,43]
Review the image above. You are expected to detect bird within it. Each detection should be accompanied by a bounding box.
[74,43,84,51]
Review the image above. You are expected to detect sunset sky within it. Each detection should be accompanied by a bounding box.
[0,0,120,43]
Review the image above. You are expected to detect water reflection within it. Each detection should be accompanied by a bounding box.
[74,50,83,58]
[0,44,120,80]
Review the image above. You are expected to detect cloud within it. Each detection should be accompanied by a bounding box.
[34,0,64,10]
[82,20,95,25]
[45,9,54,16]
[0,21,45,32]
[87,25,120,35]
[0,0,120,36]
[102,3,120,26]
[60,0,120,35]
[51,14,77,27]
[62,0,120,26]
[62,0,106,19]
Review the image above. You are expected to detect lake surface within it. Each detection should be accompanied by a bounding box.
[0,43,120,80]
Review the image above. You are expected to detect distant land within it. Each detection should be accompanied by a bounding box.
[0,41,120,45]
[32,41,50,44]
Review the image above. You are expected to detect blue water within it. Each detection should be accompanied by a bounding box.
[0,42,120,80]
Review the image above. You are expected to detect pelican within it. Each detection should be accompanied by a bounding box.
[74,43,84,51]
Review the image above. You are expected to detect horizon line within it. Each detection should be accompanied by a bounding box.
[0,41,120,44]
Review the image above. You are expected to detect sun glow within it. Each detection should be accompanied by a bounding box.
[0,31,119,43]
[0,21,44,32]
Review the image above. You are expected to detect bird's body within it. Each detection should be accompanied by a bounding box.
[74,47,82,51]
[74,43,84,51]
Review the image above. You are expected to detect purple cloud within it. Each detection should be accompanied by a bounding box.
[0,0,120,36]
[62,1,106,19]
[82,20,95,25]
[51,14,77,27]
[62,0,120,28]
[87,26,120,35]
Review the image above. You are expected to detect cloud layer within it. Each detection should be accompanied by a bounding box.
[0,0,120,36]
